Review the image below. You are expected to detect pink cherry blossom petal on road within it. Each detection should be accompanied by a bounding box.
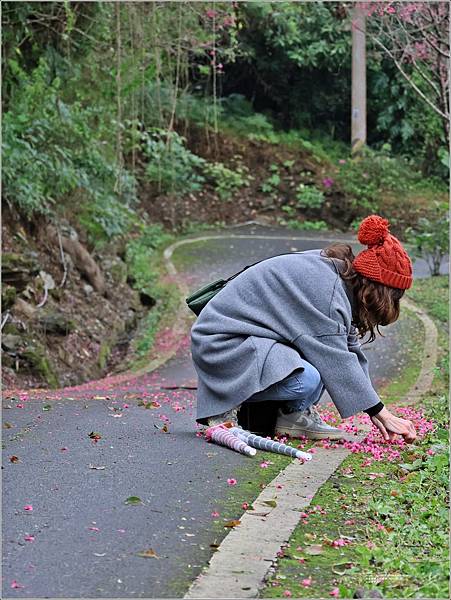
[227,478,237,486]
[11,580,25,589]
[23,505,33,511]
[24,535,35,542]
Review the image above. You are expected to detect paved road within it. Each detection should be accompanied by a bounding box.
[1,224,433,598]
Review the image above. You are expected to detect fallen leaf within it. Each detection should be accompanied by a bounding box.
[304,532,316,541]
[262,500,277,508]
[124,496,143,505]
[304,544,323,555]
[224,520,241,528]
[43,404,52,411]
[88,431,102,442]
[3,422,13,429]
[136,548,159,558]
[10,455,19,463]
[154,423,169,433]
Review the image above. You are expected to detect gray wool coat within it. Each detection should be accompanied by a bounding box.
[190,249,382,424]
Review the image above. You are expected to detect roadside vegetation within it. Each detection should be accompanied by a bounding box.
[261,275,449,598]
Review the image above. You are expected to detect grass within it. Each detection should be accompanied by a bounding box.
[261,276,449,599]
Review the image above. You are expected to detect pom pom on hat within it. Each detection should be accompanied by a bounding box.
[358,215,390,247]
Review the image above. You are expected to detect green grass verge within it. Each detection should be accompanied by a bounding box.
[261,276,449,599]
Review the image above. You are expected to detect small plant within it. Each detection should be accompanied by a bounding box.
[406,205,449,276]
[295,184,325,209]
[142,128,206,196]
[261,166,281,195]
[281,205,296,217]
[202,161,252,200]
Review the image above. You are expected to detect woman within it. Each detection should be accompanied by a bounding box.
[190,215,417,443]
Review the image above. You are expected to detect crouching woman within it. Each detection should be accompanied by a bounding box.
[190,215,416,443]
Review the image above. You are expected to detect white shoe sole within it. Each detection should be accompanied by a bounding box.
[275,426,344,440]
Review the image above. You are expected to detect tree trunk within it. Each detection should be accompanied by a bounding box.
[351,4,367,157]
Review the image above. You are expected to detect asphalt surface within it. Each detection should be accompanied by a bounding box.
[2,224,441,598]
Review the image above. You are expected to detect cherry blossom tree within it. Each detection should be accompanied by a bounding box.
[350,1,450,142]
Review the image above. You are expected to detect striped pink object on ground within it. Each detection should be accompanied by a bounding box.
[230,428,312,461]
[205,425,257,457]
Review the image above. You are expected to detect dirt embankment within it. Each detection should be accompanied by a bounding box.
[2,208,147,391]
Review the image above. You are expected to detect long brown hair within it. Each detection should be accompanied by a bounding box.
[322,243,405,343]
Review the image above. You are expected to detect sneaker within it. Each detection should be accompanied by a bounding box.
[207,407,238,428]
[275,405,344,440]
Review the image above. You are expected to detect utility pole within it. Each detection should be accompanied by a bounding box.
[351,3,367,157]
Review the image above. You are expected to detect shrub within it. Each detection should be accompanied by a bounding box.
[141,128,206,196]
[202,161,252,200]
[295,183,325,209]
[406,205,449,276]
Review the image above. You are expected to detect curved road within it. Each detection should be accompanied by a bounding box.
[2,224,436,598]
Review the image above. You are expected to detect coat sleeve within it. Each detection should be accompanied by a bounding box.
[291,331,382,419]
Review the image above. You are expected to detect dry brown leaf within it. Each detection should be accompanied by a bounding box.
[223,520,241,528]
[136,548,159,559]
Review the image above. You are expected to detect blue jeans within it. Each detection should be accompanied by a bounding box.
[244,362,325,413]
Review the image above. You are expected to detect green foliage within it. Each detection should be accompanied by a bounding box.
[202,161,252,200]
[141,128,206,196]
[335,146,427,213]
[125,224,172,296]
[2,57,138,241]
[406,206,449,276]
[408,275,449,326]
[283,219,329,231]
[295,183,325,209]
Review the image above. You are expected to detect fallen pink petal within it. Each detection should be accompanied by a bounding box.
[330,587,340,597]
[23,505,33,511]
[11,580,25,589]
[227,478,237,486]
[24,534,35,542]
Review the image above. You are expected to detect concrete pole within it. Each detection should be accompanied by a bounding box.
[351,3,367,157]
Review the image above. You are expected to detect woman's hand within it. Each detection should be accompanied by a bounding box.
[370,407,417,443]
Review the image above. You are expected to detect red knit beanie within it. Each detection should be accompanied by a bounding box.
[353,215,413,289]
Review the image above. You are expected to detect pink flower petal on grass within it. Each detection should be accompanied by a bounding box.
[302,578,312,587]
[227,478,237,486]
[23,505,33,511]
[211,511,220,517]
[242,502,249,510]
[283,591,292,597]
[330,587,340,597]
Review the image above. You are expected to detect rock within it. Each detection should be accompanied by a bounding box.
[12,298,37,319]
[2,252,41,291]
[38,271,56,290]
[1,334,24,352]
[101,257,128,285]
[46,225,106,294]
[35,312,76,335]
[83,284,94,296]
